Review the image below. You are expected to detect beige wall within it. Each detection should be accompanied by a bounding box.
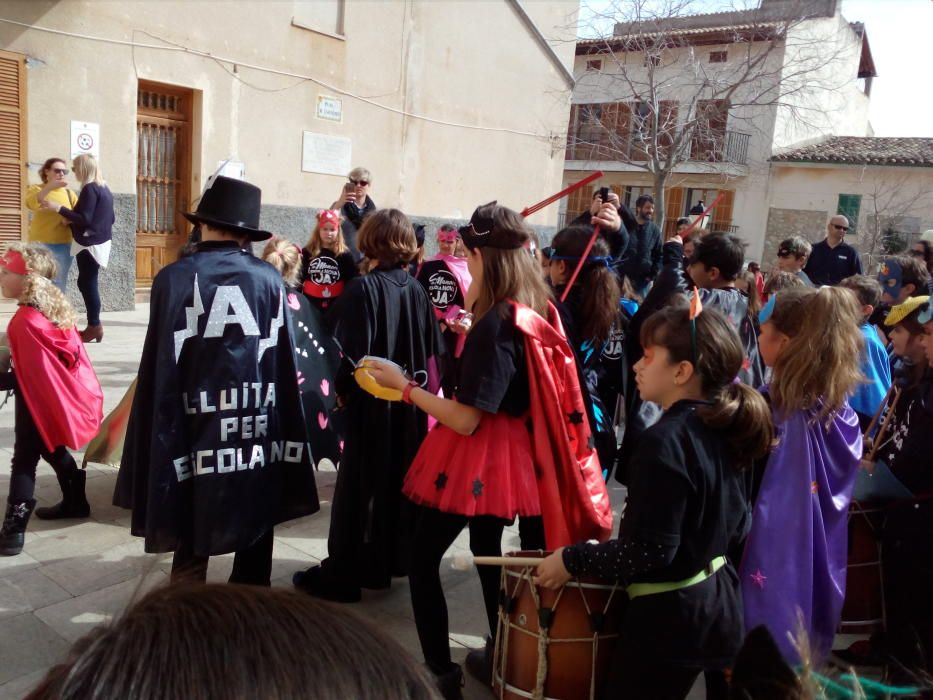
[766,162,933,264]
[0,0,578,225]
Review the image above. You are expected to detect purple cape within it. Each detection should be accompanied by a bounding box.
[740,398,861,664]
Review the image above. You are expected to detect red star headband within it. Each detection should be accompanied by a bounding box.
[0,250,28,276]
[317,209,340,227]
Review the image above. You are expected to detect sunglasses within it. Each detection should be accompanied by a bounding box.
[777,251,793,258]
[833,224,849,231]
[911,249,926,257]
[51,168,67,175]
[348,179,369,187]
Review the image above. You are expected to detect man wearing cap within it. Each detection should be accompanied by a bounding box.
[114,175,319,585]
[803,215,862,286]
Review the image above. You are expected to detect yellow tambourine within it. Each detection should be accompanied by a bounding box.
[353,356,404,401]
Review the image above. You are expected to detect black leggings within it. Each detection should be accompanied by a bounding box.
[409,507,545,673]
[2,374,78,502]
[171,529,275,587]
[76,250,101,326]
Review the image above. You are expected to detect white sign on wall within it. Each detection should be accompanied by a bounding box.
[316,95,343,123]
[301,131,351,176]
[216,160,246,180]
[70,120,100,160]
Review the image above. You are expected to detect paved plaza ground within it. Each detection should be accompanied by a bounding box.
[0,302,650,699]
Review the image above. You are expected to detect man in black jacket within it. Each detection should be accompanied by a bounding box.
[331,166,377,261]
[619,194,662,297]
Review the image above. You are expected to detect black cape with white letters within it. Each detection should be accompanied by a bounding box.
[114,242,319,556]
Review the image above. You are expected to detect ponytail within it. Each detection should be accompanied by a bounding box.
[551,226,620,342]
[697,382,775,468]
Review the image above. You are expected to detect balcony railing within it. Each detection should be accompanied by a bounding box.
[566,129,750,166]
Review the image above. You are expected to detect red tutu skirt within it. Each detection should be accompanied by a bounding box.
[403,412,541,519]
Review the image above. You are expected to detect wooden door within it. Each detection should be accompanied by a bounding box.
[136,81,192,287]
[0,50,26,245]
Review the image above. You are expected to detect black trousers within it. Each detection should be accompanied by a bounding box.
[2,375,78,502]
[602,653,702,700]
[171,529,275,587]
[75,250,101,326]
[409,506,545,673]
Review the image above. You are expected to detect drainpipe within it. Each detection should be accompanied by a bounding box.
[505,0,576,89]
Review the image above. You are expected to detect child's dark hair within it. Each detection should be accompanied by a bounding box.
[551,226,621,342]
[25,583,440,700]
[690,232,745,281]
[640,304,774,465]
[839,274,882,309]
[888,254,931,296]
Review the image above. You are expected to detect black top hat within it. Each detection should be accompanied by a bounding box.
[183,175,272,241]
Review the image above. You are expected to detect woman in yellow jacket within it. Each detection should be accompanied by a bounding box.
[25,157,78,291]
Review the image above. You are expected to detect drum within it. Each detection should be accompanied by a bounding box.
[838,502,885,633]
[493,551,624,700]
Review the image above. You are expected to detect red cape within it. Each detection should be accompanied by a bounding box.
[511,300,613,548]
[7,306,103,451]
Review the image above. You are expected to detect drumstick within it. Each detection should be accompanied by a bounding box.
[863,384,896,442]
[520,171,604,218]
[451,554,546,570]
[865,387,902,464]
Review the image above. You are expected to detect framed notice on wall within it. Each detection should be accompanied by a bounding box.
[301,131,351,176]
[70,120,100,160]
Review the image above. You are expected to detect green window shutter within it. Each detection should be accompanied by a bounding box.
[836,194,861,235]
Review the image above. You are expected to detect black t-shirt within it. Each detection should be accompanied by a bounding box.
[619,400,749,665]
[803,239,862,286]
[455,303,529,416]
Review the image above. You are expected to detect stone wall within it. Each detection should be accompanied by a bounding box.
[762,207,830,266]
[65,192,136,315]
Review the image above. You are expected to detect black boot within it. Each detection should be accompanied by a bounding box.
[35,469,90,520]
[433,663,464,700]
[465,635,494,686]
[0,499,37,556]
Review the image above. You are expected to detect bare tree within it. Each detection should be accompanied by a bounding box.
[861,172,933,271]
[567,0,859,233]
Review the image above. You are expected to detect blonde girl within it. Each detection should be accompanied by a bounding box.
[300,209,358,315]
[741,286,864,664]
[0,244,103,556]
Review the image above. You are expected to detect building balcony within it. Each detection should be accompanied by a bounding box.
[565,129,751,166]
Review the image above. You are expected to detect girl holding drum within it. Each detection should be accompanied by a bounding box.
[537,302,773,699]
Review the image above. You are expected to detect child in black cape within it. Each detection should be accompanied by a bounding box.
[293,209,445,602]
[114,176,318,585]
[537,303,773,699]
[548,226,625,476]
[263,237,343,467]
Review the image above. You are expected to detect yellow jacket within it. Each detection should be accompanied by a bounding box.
[25,184,78,244]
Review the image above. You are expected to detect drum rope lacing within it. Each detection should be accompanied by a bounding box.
[494,565,621,700]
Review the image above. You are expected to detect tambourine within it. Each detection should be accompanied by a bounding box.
[353,356,404,401]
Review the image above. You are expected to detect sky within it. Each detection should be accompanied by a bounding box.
[576,0,933,137]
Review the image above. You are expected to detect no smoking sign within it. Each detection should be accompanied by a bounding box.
[70,120,100,159]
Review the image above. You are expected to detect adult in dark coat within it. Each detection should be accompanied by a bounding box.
[569,188,630,267]
[294,208,445,603]
[331,166,377,261]
[114,176,319,586]
[618,194,663,297]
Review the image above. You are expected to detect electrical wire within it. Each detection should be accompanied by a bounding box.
[0,16,552,140]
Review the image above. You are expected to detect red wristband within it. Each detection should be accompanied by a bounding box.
[401,380,419,404]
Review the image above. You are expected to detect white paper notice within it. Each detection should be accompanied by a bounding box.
[301,131,351,176]
[70,121,100,160]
